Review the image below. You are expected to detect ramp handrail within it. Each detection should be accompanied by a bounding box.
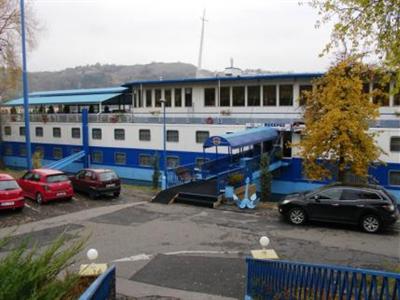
[44,150,86,170]
[245,258,400,300]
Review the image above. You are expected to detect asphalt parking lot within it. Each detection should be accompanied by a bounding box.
[0,190,399,299]
[0,185,152,228]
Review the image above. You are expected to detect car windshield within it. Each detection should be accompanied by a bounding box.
[98,171,118,181]
[46,174,69,183]
[0,180,19,191]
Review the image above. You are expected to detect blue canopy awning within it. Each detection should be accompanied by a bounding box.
[2,87,128,106]
[203,126,278,149]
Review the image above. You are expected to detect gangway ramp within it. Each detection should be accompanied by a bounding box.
[152,179,219,208]
[43,150,86,170]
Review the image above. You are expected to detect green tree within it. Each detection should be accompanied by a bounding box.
[260,153,272,202]
[298,56,382,182]
[0,0,38,100]
[152,153,160,189]
[310,0,400,89]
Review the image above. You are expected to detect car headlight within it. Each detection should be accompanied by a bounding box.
[281,199,291,205]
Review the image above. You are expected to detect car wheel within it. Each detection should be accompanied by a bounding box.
[113,192,120,198]
[361,214,381,233]
[288,207,307,225]
[36,193,43,205]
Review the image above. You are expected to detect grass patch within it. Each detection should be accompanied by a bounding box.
[0,168,26,179]
[121,184,158,194]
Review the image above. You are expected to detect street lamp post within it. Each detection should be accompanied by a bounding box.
[159,98,167,189]
[19,0,32,170]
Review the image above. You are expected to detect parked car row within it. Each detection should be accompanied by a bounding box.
[0,168,121,209]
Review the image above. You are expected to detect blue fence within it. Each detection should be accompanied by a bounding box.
[245,258,400,300]
[79,265,116,300]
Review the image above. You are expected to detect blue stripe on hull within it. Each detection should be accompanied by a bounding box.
[2,142,399,197]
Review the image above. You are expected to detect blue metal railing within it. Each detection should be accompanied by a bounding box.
[79,265,116,300]
[43,150,86,170]
[245,258,400,300]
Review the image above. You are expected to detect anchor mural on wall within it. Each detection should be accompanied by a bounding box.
[233,177,260,209]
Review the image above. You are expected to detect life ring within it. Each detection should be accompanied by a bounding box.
[206,117,214,124]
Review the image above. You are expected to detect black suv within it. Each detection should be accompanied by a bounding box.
[278,184,399,233]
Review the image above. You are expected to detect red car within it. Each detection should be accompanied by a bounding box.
[0,174,25,211]
[18,169,74,204]
[70,169,121,199]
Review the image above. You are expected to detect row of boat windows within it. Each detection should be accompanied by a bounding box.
[134,83,400,108]
[4,125,400,152]
[134,85,309,108]
[2,143,207,169]
[3,126,211,144]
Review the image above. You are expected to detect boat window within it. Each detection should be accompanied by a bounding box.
[4,126,11,136]
[247,86,260,106]
[165,89,172,107]
[19,145,27,156]
[92,128,102,140]
[139,129,151,141]
[204,88,216,106]
[71,127,81,139]
[35,126,43,137]
[299,85,312,106]
[35,146,44,157]
[115,152,126,165]
[155,89,162,107]
[53,147,63,159]
[146,90,152,107]
[220,87,230,106]
[394,90,400,106]
[373,82,390,106]
[4,145,12,156]
[139,154,153,167]
[174,88,182,107]
[279,85,293,106]
[185,88,192,107]
[167,156,180,168]
[362,82,370,94]
[390,137,400,152]
[389,171,400,186]
[92,151,103,163]
[195,157,209,168]
[196,131,209,144]
[114,128,125,140]
[19,126,25,136]
[263,85,276,106]
[53,127,61,138]
[232,86,245,106]
[167,130,179,142]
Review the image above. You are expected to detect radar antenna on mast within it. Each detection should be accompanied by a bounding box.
[196,9,207,78]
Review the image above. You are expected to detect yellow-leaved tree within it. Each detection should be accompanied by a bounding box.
[299,56,383,183]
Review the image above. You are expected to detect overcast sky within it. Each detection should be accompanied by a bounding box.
[28,0,334,73]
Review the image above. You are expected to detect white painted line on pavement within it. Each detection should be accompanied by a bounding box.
[113,253,152,262]
[112,250,241,263]
[165,250,240,255]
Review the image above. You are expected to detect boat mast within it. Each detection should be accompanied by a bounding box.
[196,9,207,78]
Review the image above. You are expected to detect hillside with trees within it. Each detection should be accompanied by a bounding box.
[27,62,212,93]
